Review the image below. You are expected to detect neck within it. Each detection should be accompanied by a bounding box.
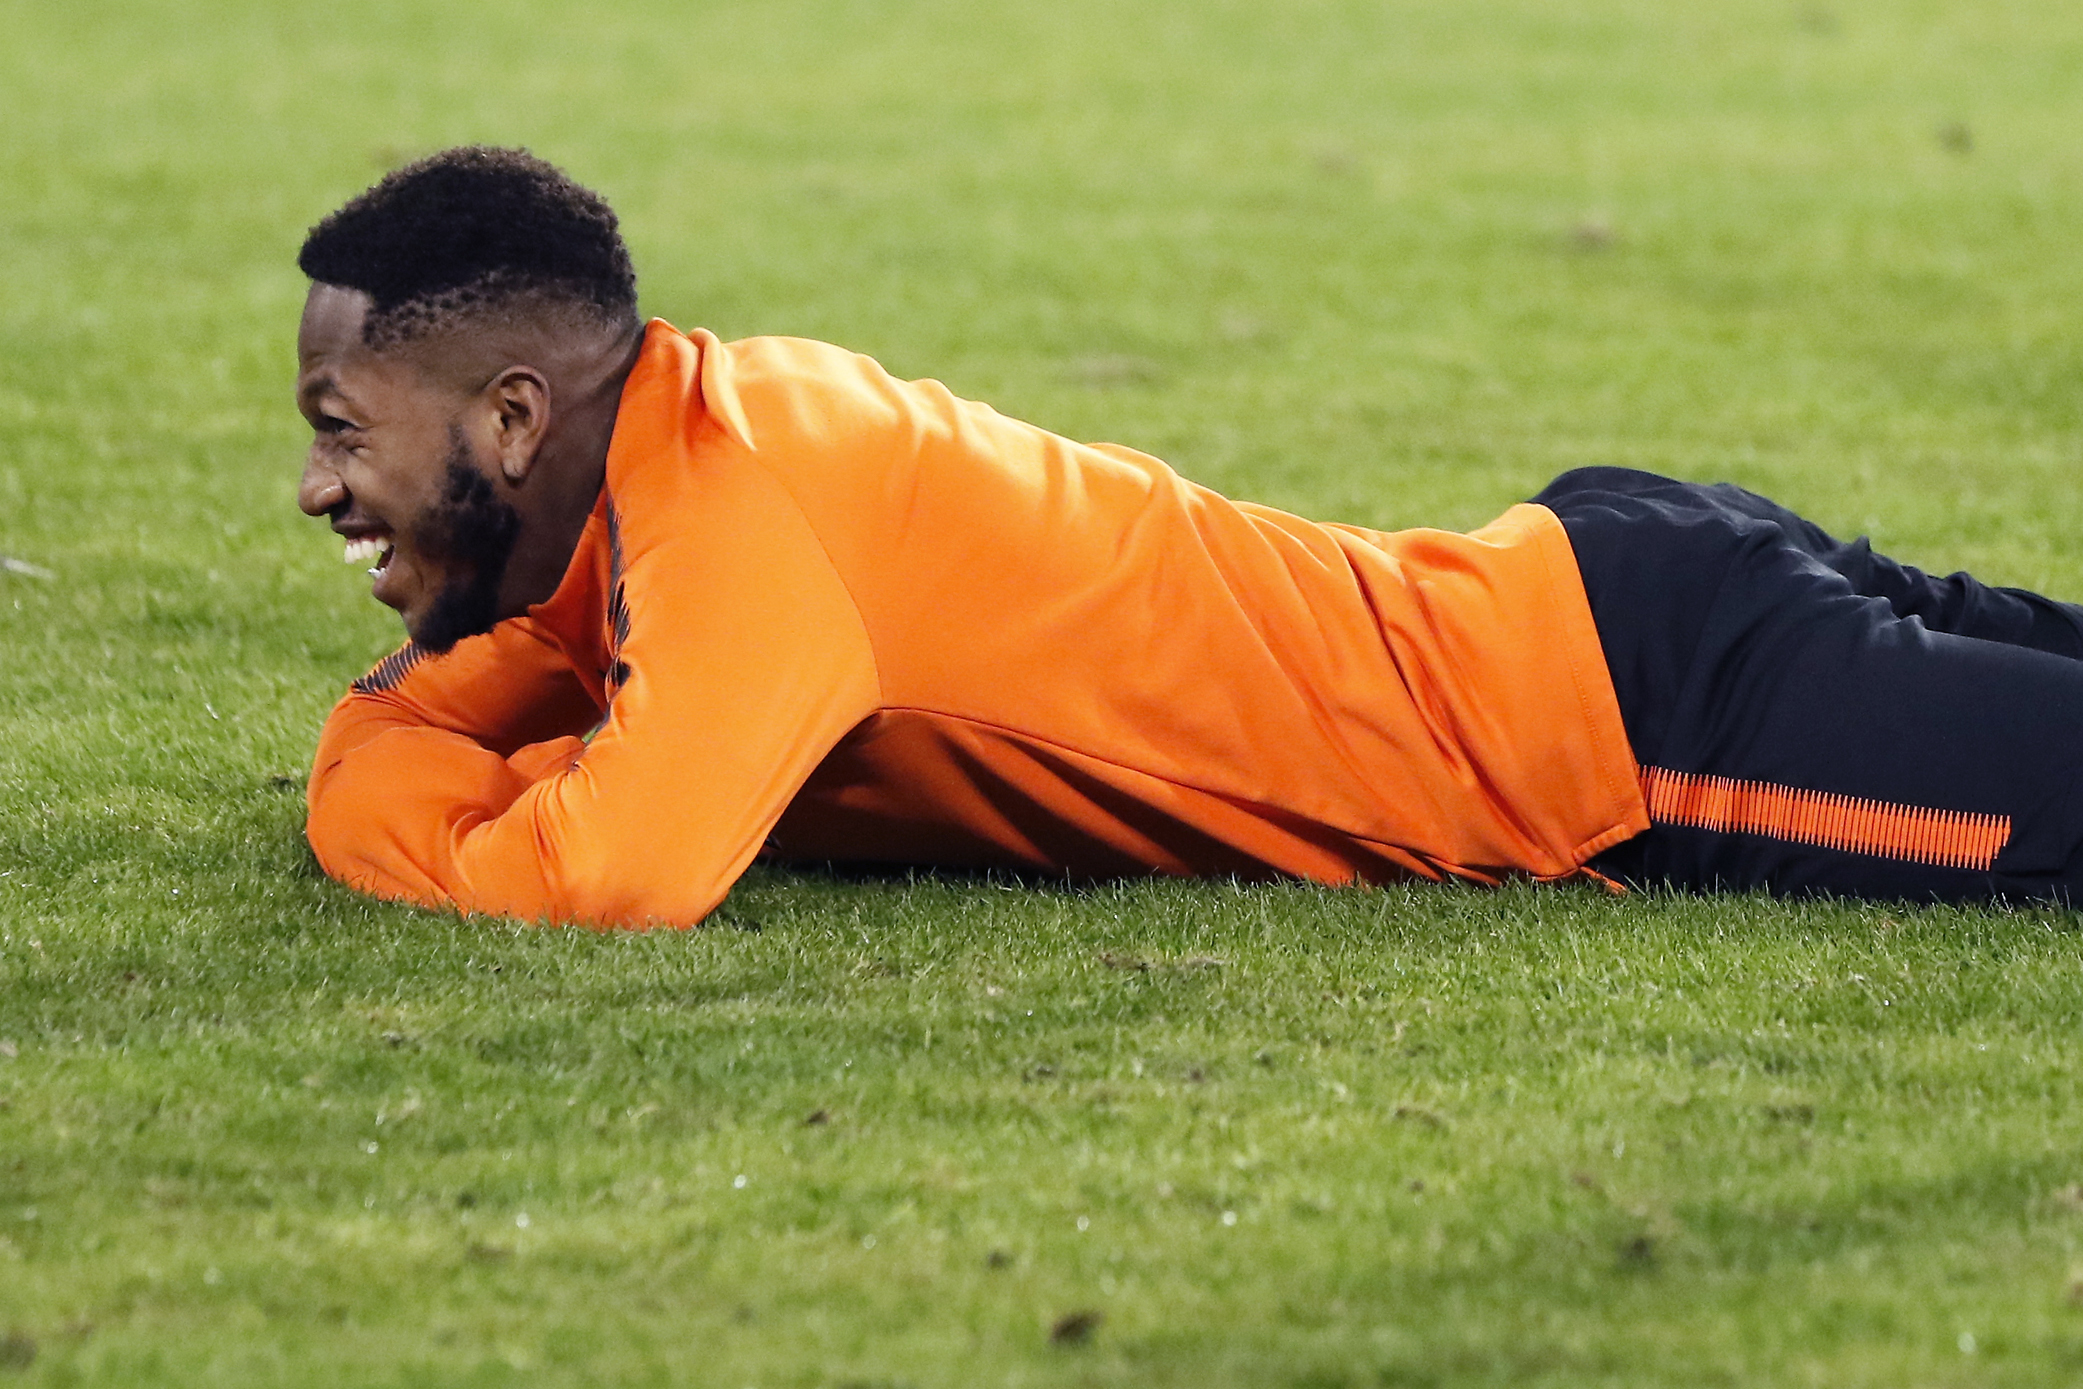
[505,324,647,615]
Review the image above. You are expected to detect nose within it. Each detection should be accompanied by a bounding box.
[298,448,346,518]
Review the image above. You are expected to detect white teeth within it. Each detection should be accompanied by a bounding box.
[342,536,385,565]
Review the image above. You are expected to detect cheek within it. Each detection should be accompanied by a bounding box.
[368,451,451,525]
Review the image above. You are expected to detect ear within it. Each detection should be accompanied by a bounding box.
[484,366,552,483]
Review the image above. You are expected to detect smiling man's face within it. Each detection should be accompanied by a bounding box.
[295,284,524,653]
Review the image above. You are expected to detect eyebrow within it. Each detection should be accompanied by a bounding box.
[298,374,367,425]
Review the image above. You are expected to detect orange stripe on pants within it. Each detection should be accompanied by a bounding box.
[1640,766,2010,871]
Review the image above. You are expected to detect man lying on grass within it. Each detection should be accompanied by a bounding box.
[294,146,2083,927]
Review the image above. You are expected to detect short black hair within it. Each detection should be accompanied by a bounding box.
[299,146,639,348]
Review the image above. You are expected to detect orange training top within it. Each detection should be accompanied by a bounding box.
[307,320,1648,927]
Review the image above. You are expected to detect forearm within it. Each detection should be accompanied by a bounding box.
[307,689,756,927]
[307,695,584,917]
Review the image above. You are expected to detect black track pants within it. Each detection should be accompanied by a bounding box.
[1534,466,2083,905]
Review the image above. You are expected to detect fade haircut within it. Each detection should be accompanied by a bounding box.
[298,146,639,349]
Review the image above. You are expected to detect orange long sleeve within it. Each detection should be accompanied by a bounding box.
[307,321,1646,927]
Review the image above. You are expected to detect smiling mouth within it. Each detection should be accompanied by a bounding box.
[342,534,395,574]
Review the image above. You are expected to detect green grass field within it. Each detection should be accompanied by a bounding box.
[6,0,2083,1383]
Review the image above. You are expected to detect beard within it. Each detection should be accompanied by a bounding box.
[408,425,524,655]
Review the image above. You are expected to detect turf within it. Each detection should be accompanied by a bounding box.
[4,0,2083,1383]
